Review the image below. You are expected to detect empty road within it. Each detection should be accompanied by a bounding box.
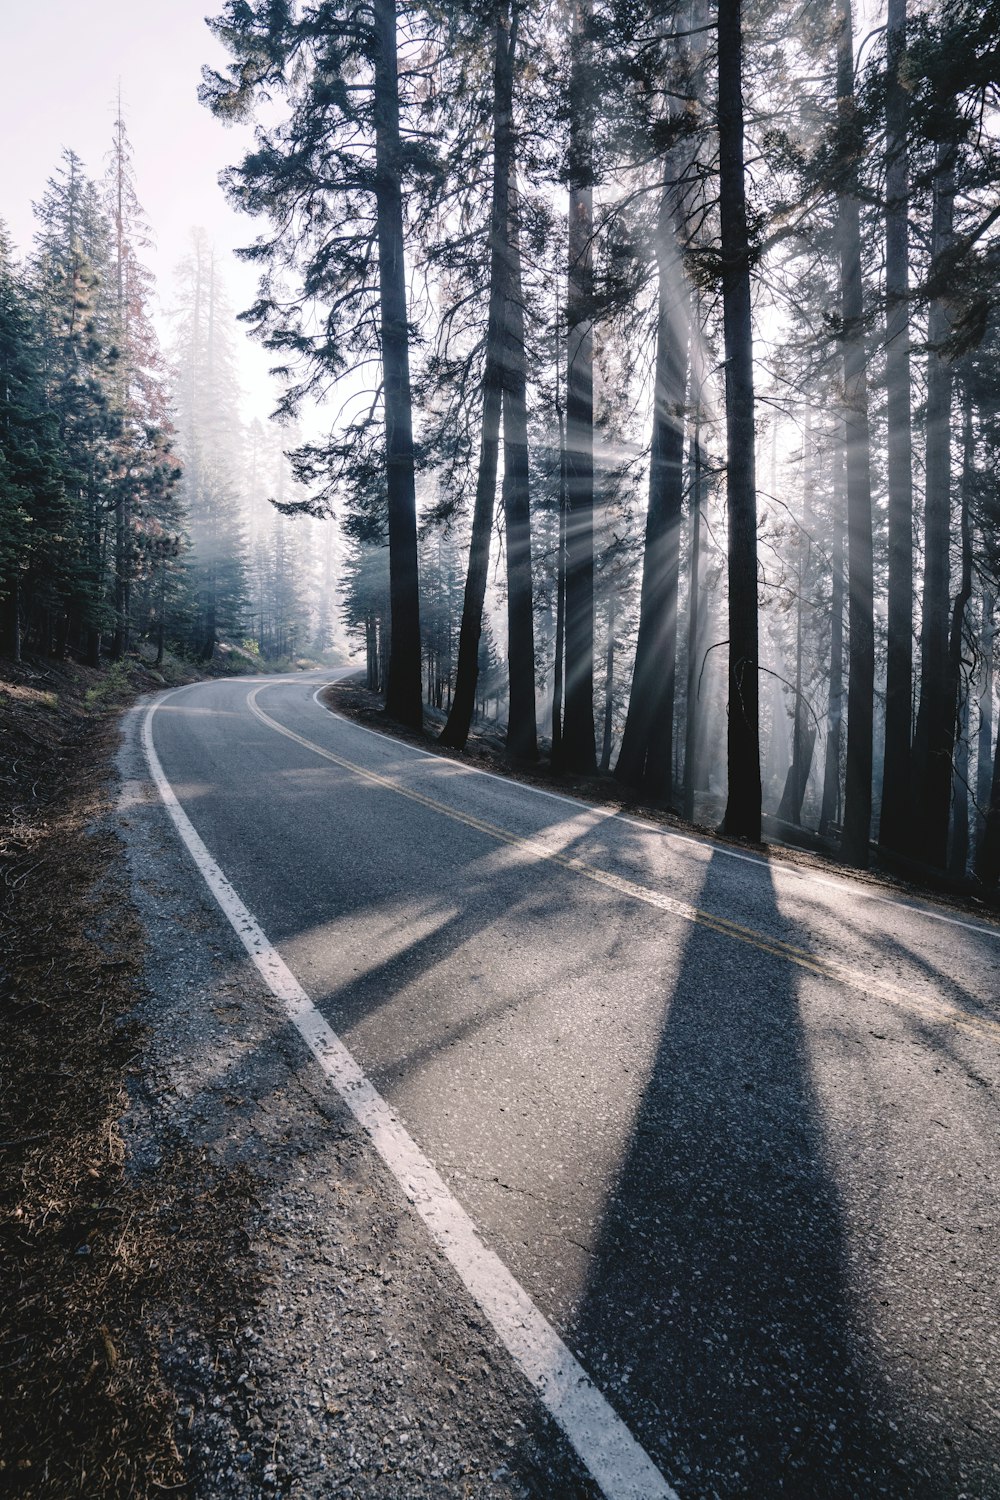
[138,670,1000,1498]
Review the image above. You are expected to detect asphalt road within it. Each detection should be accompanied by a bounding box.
[143,670,1000,1499]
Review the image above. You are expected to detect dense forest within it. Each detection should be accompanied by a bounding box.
[3,0,1000,885]
[0,115,336,676]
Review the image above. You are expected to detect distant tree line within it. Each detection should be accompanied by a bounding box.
[1,116,337,672]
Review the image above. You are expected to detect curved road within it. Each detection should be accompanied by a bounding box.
[142,670,1000,1498]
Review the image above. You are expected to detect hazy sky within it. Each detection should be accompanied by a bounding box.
[2,0,278,415]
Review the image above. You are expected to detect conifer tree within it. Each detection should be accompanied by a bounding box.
[201,0,430,724]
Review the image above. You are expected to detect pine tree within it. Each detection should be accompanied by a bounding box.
[201,0,431,723]
[170,230,247,659]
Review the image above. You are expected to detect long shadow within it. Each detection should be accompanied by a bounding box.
[567,851,908,1499]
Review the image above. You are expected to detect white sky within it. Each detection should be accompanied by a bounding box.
[2,0,279,419]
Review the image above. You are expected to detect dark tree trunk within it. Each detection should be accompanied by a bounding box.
[820,436,846,837]
[777,439,814,827]
[976,720,1000,886]
[551,328,567,760]
[560,0,597,775]
[155,562,166,668]
[615,178,688,801]
[112,489,130,662]
[600,586,616,773]
[373,0,423,730]
[200,594,216,663]
[911,140,958,869]
[944,386,975,876]
[836,0,876,867]
[502,164,538,762]
[440,2,515,750]
[976,591,995,854]
[950,688,970,879]
[717,0,761,839]
[879,0,914,858]
[683,414,705,822]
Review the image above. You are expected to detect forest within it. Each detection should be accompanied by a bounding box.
[3,0,1000,886]
[0,119,336,677]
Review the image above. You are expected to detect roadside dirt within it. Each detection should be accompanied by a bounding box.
[321,673,1000,926]
[0,658,260,1498]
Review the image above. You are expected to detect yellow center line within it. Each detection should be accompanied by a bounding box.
[246,688,999,1045]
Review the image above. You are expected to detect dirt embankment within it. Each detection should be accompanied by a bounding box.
[0,659,258,1498]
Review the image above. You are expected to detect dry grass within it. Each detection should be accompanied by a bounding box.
[0,658,259,1498]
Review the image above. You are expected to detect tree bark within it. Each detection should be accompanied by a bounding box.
[717,0,761,839]
[440,1,514,750]
[560,0,597,774]
[683,410,705,822]
[836,0,876,867]
[777,425,814,827]
[501,163,538,761]
[878,0,914,857]
[911,139,958,868]
[600,585,616,772]
[551,402,567,760]
[614,178,688,801]
[976,591,995,855]
[820,433,846,837]
[373,0,423,729]
[944,385,974,876]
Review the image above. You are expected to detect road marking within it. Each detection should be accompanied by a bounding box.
[254,686,1000,1044]
[310,683,1000,945]
[142,692,678,1500]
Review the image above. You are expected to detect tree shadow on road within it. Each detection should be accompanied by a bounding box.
[565,850,914,1499]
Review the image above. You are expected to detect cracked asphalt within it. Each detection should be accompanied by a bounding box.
[118,671,1000,1498]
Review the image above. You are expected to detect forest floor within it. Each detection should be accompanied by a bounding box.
[0,650,319,1497]
[0,652,210,1495]
[321,672,1000,926]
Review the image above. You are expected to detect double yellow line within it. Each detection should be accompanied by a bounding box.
[247,687,999,1046]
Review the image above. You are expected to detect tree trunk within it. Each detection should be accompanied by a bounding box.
[836,0,876,867]
[777,439,813,827]
[683,410,705,822]
[615,176,688,801]
[943,385,975,876]
[373,0,423,729]
[976,715,1000,886]
[878,0,914,858]
[551,318,567,760]
[112,491,129,661]
[820,433,846,837]
[600,586,616,772]
[950,688,970,879]
[439,2,515,750]
[501,161,538,762]
[717,0,761,839]
[976,591,995,854]
[911,139,958,868]
[560,0,597,774]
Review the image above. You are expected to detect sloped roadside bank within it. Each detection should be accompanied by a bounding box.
[1,660,600,1499]
[0,656,243,1496]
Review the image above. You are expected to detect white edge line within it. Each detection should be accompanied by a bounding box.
[308,681,1000,945]
[141,689,678,1500]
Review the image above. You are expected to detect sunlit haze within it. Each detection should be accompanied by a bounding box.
[2,0,278,420]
